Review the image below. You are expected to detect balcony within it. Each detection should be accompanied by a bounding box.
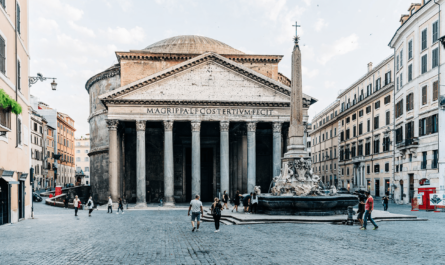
[352,156,365,164]
[396,138,419,149]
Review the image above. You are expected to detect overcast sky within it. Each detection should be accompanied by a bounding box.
[29,0,414,137]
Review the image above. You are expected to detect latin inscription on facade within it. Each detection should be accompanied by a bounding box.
[147,107,273,116]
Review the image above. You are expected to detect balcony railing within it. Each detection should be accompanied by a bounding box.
[396,138,419,149]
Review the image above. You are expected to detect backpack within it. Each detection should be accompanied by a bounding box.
[213,204,221,216]
[88,201,92,207]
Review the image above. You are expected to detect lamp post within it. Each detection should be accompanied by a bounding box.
[29,73,57,90]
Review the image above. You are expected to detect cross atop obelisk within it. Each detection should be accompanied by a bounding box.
[284,21,308,159]
[292,21,301,43]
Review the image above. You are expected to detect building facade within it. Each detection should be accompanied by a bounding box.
[30,111,46,191]
[56,113,75,187]
[75,134,90,185]
[45,125,55,189]
[0,0,32,225]
[86,35,317,204]
[389,0,444,204]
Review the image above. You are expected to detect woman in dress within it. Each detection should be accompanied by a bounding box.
[231,190,240,212]
[222,190,229,210]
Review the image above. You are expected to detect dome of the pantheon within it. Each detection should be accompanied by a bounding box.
[143,35,245,55]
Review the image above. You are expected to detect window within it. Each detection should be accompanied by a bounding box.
[374,138,380,153]
[353,126,356,137]
[421,54,427,74]
[358,143,363,156]
[433,81,438,101]
[76,150,80,153]
[334,128,336,136]
[399,49,403,68]
[351,145,356,157]
[421,28,427,50]
[16,3,21,34]
[433,21,439,43]
[400,73,403,88]
[346,129,350,140]
[396,54,399,71]
[432,48,439,68]
[396,99,404,118]
[347,168,349,175]
[408,40,413,60]
[359,123,363,135]
[17,61,21,91]
[385,163,389,172]
[374,116,379,129]
[0,106,11,130]
[406,93,414,111]
[85,150,89,153]
[367,120,370,132]
[85,167,90,172]
[0,0,5,9]
[405,121,414,140]
[341,131,344,142]
[383,136,390,152]
[0,35,5,74]
[366,106,371,114]
[421,152,427,169]
[422,86,427,105]
[375,78,381,91]
[76,157,80,162]
[432,150,438,169]
[408,64,413,82]
[421,114,439,135]
[346,117,350,123]
[374,164,380,173]
[384,95,391,105]
[375,101,380,109]
[385,71,392,85]
[17,118,21,144]
[352,114,356,121]
[365,142,371,155]
[367,84,372,96]
[386,111,390,125]
[396,127,403,143]
[359,110,363,117]
[396,76,399,90]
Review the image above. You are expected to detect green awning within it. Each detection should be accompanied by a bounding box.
[1,170,19,184]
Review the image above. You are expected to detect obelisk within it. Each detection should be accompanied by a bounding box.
[284,22,309,160]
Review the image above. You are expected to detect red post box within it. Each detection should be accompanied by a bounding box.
[418,186,436,211]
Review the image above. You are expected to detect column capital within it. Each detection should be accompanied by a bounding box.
[272,122,283,133]
[246,122,257,132]
[191,120,201,132]
[220,121,230,132]
[136,120,146,131]
[106,119,119,131]
[163,120,174,131]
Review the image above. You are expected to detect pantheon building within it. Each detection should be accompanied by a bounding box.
[86,35,317,205]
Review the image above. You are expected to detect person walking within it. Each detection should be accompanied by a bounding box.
[357,196,366,228]
[188,195,203,232]
[231,190,241,212]
[117,197,124,214]
[73,195,80,217]
[361,191,379,230]
[250,193,258,214]
[211,197,223,233]
[87,196,94,217]
[107,196,113,213]
[222,191,229,210]
[382,195,389,211]
[64,198,69,209]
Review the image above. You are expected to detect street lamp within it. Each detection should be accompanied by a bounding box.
[29,73,57,90]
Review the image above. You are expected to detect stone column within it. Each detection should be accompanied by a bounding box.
[136,120,146,207]
[272,122,282,178]
[220,121,230,196]
[163,120,175,207]
[107,120,119,202]
[353,166,357,188]
[191,121,201,199]
[362,166,366,190]
[247,122,257,193]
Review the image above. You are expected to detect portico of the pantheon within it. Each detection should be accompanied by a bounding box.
[86,35,317,205]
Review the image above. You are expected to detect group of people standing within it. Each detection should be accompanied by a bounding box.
[70,195,125,217]
[356,191,379,230]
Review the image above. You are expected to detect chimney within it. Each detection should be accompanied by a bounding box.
[367,62,373,73]
[400,14,409,25]
[421,0,425,5]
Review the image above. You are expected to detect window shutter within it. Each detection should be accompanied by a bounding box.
[422,86,427,105]
[419,119,423,136]
[433,81,438,101]
[427,116,432,135]
[16,3,21,34]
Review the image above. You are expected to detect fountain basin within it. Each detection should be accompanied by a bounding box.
[257,194,358,216]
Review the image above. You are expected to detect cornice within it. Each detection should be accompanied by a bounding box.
[88,146,109,156]
[100,52,295,101]
[85,66,121,92]
[87,109,108,122]
[104,99,290,107]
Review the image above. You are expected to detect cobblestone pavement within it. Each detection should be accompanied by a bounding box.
[1,200,444,265]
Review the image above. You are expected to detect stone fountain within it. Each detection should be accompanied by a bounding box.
[256,23,358,216]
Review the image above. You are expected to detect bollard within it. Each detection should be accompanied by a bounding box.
[346,206,354,225]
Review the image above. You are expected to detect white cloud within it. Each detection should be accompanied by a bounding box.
[324,81,336,88]
[106,26,145,44]
[317,34,359,65]
[303,0,312,6]
[33,17,59,32]
[118,0,134,12]
[68,21,95,38]
[237,47,255,54]
[302,66,319,78]
[314,18,328,32]
[38,0,84,21]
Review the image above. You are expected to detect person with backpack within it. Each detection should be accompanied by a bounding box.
[87,196,94,217]
[211,197,223,233]
[117,198,124,214]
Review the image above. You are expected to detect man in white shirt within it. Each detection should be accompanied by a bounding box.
[107,196,113,213]
[73,195,80,217]
[188,195,203,232]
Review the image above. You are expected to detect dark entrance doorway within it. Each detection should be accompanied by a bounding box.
[201,148,213,202]
[0,180,9,225]
[185,147,214,202]
[375,179,380,197]
[409,174,414,202]
[19,181,24,219]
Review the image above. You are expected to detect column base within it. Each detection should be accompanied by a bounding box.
[283,145,309,158]
[163,196,176,207]
[134,203,148,209]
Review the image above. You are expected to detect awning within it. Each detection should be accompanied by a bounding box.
[20,173,28,181]
[1,170,19,184]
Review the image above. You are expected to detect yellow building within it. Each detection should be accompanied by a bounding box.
[0,0,31,225]
[310,57,395,198]
[56,113,75,187]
